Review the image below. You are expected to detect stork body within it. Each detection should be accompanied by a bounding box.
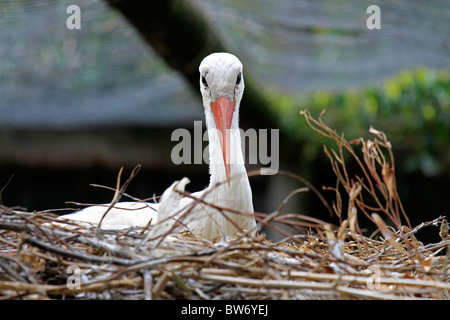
[62,53,256,240]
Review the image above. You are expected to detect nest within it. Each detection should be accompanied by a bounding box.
[0,109,449,300]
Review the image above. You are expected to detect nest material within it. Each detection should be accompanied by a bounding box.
[1,109,449,300]
[0,208,448,300]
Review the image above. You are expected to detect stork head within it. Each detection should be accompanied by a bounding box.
[199,53,244,186]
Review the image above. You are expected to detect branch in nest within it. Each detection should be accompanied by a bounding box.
[96,164,142,232]
[300,109,415,250]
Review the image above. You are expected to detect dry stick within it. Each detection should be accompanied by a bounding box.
[302,110,414,247]
[301,110,384,223]
[96,164,142,232]
[84,254,216,290]
[0,175,14,206]
[0,257,28,283]
[323,180,343,222]
[253,214,303,241]
[21,216,66,267]
[197,273,422,301]
[368,129,401,222]
[363,138,398,226]
[367,143,417,252]
[3,214,142,262]
[143,270,153,300]
[364,130,409,229]
[0,220,66,267]
[303,110,424,261]
[196,210,325,274]
[89,184,154,205]
[372,213,405,253]
[324,136,380,226]
[255,187,309,235]
[152,270,171,299]
[338,132,352,200]
[383,135,410,228]
[276,187,309,215]
[335,286,423,300]
[270,213,328,231]
[199,267,450,290]
[249,169,334,218]
[2,211,446,301]
[101,233,449,298]
[21,233,133,266]
[0,277,142,296]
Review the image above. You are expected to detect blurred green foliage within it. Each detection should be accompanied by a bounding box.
[268,67,450,178]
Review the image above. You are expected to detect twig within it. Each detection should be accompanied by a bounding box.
[21,233,133,266]
[96,164,142,232]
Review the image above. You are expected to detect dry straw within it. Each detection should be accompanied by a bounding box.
[0,109,448,300]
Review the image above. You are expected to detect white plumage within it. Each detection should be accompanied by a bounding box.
[61,52,257,240]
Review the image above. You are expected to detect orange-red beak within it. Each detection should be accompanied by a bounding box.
[211,96,235,186]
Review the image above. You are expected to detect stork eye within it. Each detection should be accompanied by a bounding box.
[202,75,208,87]
[236,73,242,85]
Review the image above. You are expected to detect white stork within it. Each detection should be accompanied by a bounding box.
[61,52,257,240]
